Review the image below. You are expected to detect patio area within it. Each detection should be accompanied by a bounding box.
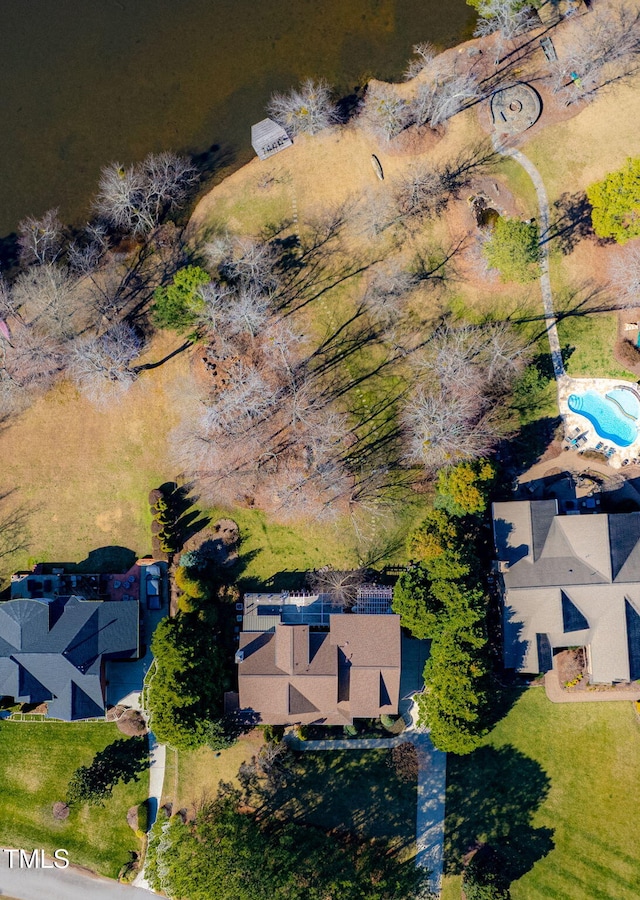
[558,375,640,469]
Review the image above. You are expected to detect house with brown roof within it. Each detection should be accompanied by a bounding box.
[493,499,640,683]
[237,614,401,725]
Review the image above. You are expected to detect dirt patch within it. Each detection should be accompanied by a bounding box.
[182,518,240,567]
[52,801,70,820]
[556,648,587,687]
[116,709,149,737]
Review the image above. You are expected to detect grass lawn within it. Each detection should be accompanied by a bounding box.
[0,721,149,878]
[443,688,640,900]
[556,312,633,380]
[523,76,640,205]
[272,749,417,858]
[162,729,265,813]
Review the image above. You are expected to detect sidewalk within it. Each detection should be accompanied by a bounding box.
[287,724,446,896]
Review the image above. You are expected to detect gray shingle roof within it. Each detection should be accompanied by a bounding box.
[494,501,640,682]
[0,597,139,720]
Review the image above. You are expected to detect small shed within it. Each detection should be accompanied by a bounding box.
[251,118,293,161]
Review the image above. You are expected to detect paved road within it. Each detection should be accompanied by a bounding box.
[492,134,566,382]
[288,727,447,896]
[0,852,152,900]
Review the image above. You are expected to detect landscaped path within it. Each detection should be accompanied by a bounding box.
[287,729,447,896]
[0,851,152,900]
[492,134,566,382]
[131,731,166,892]
[545,670,640,703]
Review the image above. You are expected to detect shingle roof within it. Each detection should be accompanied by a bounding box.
[0,597,139,720]
[494,501,640,682]
[237,614,401,725]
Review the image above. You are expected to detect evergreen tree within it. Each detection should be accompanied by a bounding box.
[483,216,540,283]
[152,265,210,331]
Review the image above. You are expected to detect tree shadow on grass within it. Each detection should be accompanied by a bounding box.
[266,749,417,856]
[545,191,595,255]
[445,744,554,884]
[49,545,138,574]
[498,416,563,477]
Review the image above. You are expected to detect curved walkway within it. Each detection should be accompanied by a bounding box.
[492,134,565,382]
[287,728,446,896]
[545,670,640,703]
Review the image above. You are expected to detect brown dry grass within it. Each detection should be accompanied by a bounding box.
[522,74,640,203]
[0,331,188,573]
[162,729,265,815]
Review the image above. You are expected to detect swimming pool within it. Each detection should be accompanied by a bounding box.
[568,390,639,447]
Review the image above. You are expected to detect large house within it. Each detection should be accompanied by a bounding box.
[237,615,401,725]
[0,594,139,720]
[236,585,401,725]
[493,499,640,683]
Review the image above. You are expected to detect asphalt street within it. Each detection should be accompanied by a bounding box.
[0,850,152,900]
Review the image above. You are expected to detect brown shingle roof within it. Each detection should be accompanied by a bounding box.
[237,614,401,725]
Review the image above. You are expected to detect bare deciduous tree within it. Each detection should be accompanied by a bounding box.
[268,78,340,136]
[361,262,417,326]
[403,322,527,469]
[410,61,480,128]
[95,152,197,236]
[550,2,640,105]
[306,566,368,606]
[393,165,448,220]
[474,0,534,64]
[402,389,500,469]
[17,208,65,266]
[359,83,412,142]
[404,42,438,81]
[11,264,84,340]
[69,322,142,405]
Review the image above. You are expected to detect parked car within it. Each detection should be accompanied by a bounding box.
[146,573,162,609]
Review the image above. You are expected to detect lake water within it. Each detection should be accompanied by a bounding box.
[0,0,474,239]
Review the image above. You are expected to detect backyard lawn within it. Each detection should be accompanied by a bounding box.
[443,688,640,900]
[556,312,633,381]
[162,728,265,813]
[270,748,416,857]
[0,721,149,878]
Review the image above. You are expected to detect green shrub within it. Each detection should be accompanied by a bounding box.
[343,724,358,737]
[380,714,396,730]
[587,157,640,243]
[262,724,285,744]
[483,216,540,283]
[179,549,208,572]
[137,801,149,833]
[174,566,206,599]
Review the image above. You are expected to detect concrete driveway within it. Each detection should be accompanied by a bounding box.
[0,851,152,900]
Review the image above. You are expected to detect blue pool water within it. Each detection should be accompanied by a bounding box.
[606,387,640,419]
[568,390,638,447]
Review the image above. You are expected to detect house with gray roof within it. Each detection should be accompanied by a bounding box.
[493,499,640,683]
[237,614,401,725]
[0,595,139,720]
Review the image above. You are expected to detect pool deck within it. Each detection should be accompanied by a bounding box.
[558,376,640,469]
